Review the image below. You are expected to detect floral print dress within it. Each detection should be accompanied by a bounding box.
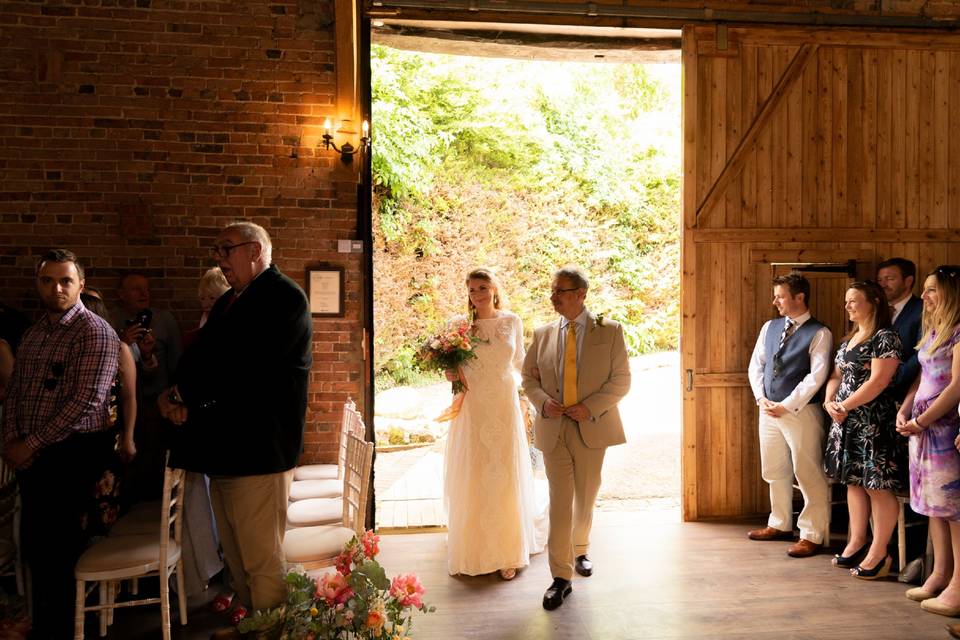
[823,328,907,490]
[81,374,124,541]
[909,326,960,519]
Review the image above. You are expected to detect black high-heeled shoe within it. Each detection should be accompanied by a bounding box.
[832,543,869,568]
[851,555,891,580]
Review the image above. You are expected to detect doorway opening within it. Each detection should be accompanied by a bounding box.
[368,22,683,532]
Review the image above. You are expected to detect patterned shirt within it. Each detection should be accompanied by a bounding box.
[1,302,119,451]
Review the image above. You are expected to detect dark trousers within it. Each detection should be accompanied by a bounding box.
[18,431,113,639]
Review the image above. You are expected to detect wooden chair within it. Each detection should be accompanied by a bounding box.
[287,407,367,528]
[283,431,374,569]
[293,398,358,482]
[894,491,927,573]
[289,401,364,501]
[0,459,25,599]
[73,466,187,639]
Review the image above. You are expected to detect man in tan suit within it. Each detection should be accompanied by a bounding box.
[522,267,631,611]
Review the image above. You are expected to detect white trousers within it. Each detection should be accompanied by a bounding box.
[758,403,829,543]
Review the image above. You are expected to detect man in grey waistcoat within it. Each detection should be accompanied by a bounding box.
[747,272,832,558]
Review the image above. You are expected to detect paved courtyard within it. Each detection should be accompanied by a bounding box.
[373,352,681,529]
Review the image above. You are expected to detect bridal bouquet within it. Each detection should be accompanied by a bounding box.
[416,320,478,395]
[238,531,434,640]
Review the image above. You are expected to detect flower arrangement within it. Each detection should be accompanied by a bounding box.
[238,531,434,640]
[416,321,479,394]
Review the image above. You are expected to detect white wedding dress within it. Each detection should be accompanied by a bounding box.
[444,311,547,576]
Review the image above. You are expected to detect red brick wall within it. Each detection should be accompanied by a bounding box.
[0,0,363,464]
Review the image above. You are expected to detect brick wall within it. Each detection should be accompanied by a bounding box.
[0,0,364,463]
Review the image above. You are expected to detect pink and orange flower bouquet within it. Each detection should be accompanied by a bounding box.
[238,531,434,640]
[417,320,482,421]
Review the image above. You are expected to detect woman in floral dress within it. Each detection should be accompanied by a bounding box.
[896,266,960,616]
[823,280,905,579]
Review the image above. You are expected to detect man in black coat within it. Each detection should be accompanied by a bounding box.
[877,257,923,402]
[159,222,312,627]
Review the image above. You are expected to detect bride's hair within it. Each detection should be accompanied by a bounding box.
[466,267,506,319]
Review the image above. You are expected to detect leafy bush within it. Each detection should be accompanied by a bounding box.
[372,48,681,387]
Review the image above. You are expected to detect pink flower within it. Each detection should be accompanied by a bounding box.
[316,571,354,606]
[361,531,380,558]
[390,573,426,608]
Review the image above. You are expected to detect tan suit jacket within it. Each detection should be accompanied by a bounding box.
[522,312,631,451]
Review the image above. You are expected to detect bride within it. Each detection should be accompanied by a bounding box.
[443,267,546,579]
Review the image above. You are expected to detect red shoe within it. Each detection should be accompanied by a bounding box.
[209,592,234,614]
[228,605,248,626]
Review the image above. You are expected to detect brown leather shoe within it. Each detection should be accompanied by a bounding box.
[787,538,822,558]
[747,526,793,541]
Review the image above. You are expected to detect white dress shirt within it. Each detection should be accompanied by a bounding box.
[747,311,833,414]
[890,295,910,325]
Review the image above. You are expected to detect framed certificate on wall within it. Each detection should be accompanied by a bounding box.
[307,266,344,317]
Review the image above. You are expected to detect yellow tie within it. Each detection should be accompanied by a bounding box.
[563,322,578,405]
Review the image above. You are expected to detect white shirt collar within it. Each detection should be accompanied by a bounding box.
[891,295,910,317]
[786,310,811,327]
[562,309,589,331]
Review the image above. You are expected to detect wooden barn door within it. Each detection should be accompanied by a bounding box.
[680,24,960,520]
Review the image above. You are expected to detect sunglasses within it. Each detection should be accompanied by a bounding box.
[935,265,960,279]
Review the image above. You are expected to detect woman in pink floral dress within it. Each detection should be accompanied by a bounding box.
[896,266,960,616]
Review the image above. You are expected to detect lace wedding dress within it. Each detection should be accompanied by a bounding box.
[444,311,547,576]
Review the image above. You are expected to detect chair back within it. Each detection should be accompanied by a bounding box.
[159,466,186,569]
[341,431,374,535]
[337,398,359,478]
[0,457,22,593]
[0,458,16,528]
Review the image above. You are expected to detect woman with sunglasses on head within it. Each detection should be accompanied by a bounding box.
[823,280,906,579]
[896,266,960,616]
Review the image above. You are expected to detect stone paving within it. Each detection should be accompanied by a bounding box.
[374,352,681,528]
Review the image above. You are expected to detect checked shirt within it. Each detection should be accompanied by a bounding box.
[1,302,119,452]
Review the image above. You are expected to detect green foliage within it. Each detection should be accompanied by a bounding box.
[372,48,681,386]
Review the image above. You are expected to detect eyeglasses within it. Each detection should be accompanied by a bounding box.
[550,287,580,295]
[210,242,256,259]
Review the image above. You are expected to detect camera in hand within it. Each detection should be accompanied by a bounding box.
[125,308,153,330]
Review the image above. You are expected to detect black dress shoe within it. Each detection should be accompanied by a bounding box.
[575,554,593,577]
[542,578,572,611]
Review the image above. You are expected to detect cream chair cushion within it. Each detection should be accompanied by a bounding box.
[76,533,182,575]
[293,464,338,481]
[287,498,341,528]
[289,479,341,501]
[283,526,355,564]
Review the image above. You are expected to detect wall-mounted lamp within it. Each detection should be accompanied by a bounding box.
[322,118,370,164]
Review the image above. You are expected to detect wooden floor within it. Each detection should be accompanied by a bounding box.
[100,508,950,639]
[377,509,949,640]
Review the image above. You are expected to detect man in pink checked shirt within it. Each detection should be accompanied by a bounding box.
[1,249,119,638]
